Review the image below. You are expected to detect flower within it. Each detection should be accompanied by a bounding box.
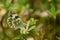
[41,11,49,17]
[21,10,29,16]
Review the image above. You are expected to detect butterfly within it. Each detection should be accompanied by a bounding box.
[7,9,26,30]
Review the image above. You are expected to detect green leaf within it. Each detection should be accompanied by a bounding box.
[28,26,35,31]
[12,36,20,40]
[50,4,57,18]
[29,18,36,26]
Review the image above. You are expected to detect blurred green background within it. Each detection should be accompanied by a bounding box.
[0,0,60,40]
